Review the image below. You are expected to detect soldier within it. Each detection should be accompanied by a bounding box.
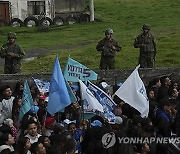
[0,32,25,74]
[96,28,122,70]
[134,24,157,68]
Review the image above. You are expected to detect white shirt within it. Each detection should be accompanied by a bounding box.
[0,145,14,152]
[25,133,41,144]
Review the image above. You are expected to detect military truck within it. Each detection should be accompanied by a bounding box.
[0,0,90,27]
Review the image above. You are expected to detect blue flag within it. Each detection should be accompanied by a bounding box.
[47,55,71,115]
[33,78,50,93]
[65,80,77,103]
[19,80,33,121]
[64,57,98,82]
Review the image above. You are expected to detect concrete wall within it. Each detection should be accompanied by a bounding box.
[0,67,179,90]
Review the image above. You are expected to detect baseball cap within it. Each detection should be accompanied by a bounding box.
[99,82,111,90]
[29,106,39,114]
[114,116,123,125]
[45,117,56,127]
[91,120,102,127]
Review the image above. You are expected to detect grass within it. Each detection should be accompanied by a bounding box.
[0,0,179,73]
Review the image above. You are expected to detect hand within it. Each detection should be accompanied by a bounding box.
[112,46,116,50]
[8,52,16,57]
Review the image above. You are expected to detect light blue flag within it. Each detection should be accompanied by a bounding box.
[47,55,71,115]
[19,80,33,121]
[32,77,50,93]
[65,80,77,103]
[64,57,98,82]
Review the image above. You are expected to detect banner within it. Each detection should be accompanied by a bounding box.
[64,57,98,82]
[115,65,149,117]
[33,78,50,93]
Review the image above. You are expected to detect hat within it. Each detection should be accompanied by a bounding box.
[53,123,65,134]
[114,116,123,125]
[91,120,102,127]
[29,106,39,114]
[45,117,56,127]
[39,95,46,100]
[99,82,111,90]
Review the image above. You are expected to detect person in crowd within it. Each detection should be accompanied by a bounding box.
[158,76,171,101]
[15,137,31,154]
[0,85,15,120]
[12,97,22,129]
[134,24,156,68]
[30,142,46,154]
[12,81,24,99]
[44,116,56,137]
[38,136,51,153]
[96,28,122,70]
[0,133,15,152]
[0,32,25,74]
[25,119,42,144]
[68,122,82,154]
[61,138,77,154]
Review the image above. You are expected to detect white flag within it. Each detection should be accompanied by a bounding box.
[115,65,149,117]
[79,80,104,113]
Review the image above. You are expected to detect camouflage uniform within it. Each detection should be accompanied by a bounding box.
[0,33,25,74]
[96,30,122,70]
[134,25,156,68]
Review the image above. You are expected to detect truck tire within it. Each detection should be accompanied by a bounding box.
[9,18,23,27]
[53,17,65,26]
[66,16,77,25]
[0,19,8,27]
[79,14,90,23]
[24,16,39,27]
[40,17,53,26]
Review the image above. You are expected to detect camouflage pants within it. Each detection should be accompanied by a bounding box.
[100,55,115,70]
[4,65,21,74]
[139,53,155,68]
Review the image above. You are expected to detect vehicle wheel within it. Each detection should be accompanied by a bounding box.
[40,17,53,26]
[79,14,90,23]
[9,18,23,27]
[24,16,39,27]
[66,16,77,25]
[0,19,8,27]
[53,17,65,26]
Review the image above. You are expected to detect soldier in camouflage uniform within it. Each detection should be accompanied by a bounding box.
[0,32,25,74]
[96,28,122,70]
[134,24,157,68]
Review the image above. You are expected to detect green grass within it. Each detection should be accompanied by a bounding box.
[0,0,180,73]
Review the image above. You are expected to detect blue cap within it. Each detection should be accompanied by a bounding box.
[91,120,102,127]
[29,106,39,114]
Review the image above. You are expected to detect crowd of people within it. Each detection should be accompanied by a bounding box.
[0,75,179,154]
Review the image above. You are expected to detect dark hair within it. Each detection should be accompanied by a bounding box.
[12,81,24,98]
[12,97,21,121]
[16,137,30,154]
[62,138,76,154]
[26,118,38,130]
[0,133,10,145]
[30,142,42,154]
[2,85,11,92]
[38,136,49,145]
[68,123,77,130]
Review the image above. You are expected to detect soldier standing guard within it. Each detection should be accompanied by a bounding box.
[96,28,122,70]
[134,24,157,68]
[0,32,25,74]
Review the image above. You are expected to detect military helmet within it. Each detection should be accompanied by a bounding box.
[7,32,17,39]
[142,24,150,30]
[105,28,113,35]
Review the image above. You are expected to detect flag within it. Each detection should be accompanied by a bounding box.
[33,78,50,93]
[115,65,149,117]
[47,55,71,115]
[87,81,116,123]
[64,57,98,82]
[19,80,33,121]
[65,80,77,103]
[79,80,103,112]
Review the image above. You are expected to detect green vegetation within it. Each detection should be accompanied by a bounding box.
[0,0,179,73]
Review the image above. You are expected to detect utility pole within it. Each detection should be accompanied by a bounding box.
[89,0,94,21]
